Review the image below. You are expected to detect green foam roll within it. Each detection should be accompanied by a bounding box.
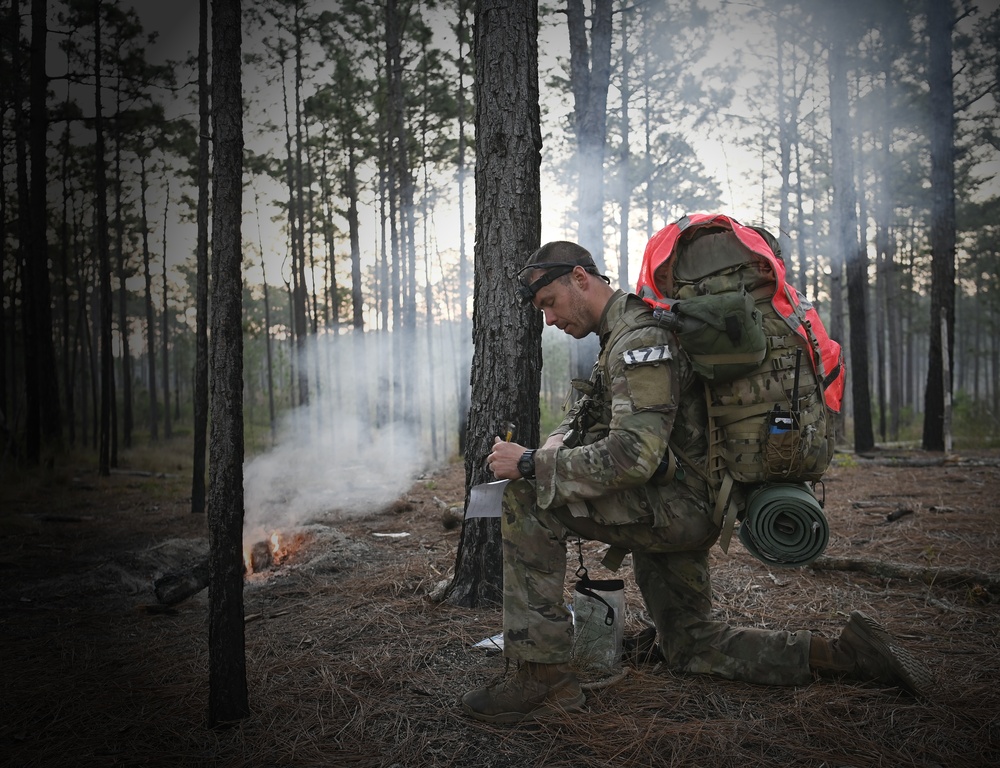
[738,483,829,567]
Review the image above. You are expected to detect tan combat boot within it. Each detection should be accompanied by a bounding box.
[810,610,933,697]
[460,661,586,723]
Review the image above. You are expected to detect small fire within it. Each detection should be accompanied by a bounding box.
[244,530,288,575]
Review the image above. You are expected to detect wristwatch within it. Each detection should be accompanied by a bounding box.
[517,449,536,479]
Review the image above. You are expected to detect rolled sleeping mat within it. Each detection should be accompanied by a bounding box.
[738,483,829,567]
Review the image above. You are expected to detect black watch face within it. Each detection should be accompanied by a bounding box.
[519,453,534,478]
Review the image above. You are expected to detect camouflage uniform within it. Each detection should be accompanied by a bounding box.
[502,290,812,685]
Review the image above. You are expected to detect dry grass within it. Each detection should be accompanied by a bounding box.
[1,449,998,767]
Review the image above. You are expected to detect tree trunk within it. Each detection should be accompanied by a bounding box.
[875,67,902,442]
[30,0,61,454]
[616,5,632,291]
[161,177,173,440]
[565,0,612,379]
[256,211,276,444]
[449,0,542,609]
[192,0,210,513]
[922,0,956,452]
[776,29,793,270]
[0,85,8,444]
[12,0,61,464]
[828,39,873,452]
[455,0,472,456]
[58,99,74,446]
[206,0,249,728]
[292,1,310,409]
[11,0,37,464]
[566,0,611,268]
[347,143,364,332]
[139,157,159,440]
[93,0,114,477]
[114,81,132,451]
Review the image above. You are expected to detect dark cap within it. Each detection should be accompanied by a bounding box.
[516,241,608,304]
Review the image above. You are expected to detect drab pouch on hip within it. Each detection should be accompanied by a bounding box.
[571,577,625,673]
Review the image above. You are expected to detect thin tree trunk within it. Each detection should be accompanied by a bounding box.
[0,84,8,446]
[140,157,159,440]
[565,0,611,379]
[776,30,792,265]
[922,0,957,451]
[11,0,39,464]
[292,0,310,408]
[876,67,902,441]
[262,259,276,445]
[829,39,873,452]
[161,177,173,439]
[455,0,471,456]
[566,0,612,267]
[114,73,132,451]
[31,0,60,451]
[59,94,74,446]
[616,5,632,291]
[192,0,211,513]
[94,0,114,477]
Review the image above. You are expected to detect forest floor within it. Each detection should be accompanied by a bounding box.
[1,442,998,768]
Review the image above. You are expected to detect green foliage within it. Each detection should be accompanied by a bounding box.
[832,453,859,469]
[952,391,1000,449]
[539,396,566,441]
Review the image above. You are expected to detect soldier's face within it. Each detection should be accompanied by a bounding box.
[532,271,595,339]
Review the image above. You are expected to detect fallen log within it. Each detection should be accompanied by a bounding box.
[154,557,209,605]
[810,555,1000,595]
[153,540,275,605]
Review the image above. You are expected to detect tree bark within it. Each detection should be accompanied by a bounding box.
[93,0,114,477]
[566,0,612,268]
[828,38,873,452]
[113,78,132,451]
[206,0,248,728]
[565,0,612,380]
[455,0,472,456]
[11,0,36,463]
[922,0,957,452]
[30,0,61,454]
[874,52,902,443]
[161,178,173,440]
[139,156,159,440]
[616,5,632,291]
[192,0,210,514]
[449,0,542,608]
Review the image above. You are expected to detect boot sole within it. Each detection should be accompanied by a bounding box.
[460,691,587,724]
[846,610,933,697]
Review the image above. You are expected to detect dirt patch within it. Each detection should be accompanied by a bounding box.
[1,451,998,767]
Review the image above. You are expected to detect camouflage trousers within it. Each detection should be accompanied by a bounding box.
[501,479,813,686]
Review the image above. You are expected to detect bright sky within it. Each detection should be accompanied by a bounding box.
[114,0,997,300]
[121,1,749,291]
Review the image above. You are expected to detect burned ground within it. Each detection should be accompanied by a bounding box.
[1,447,998,767]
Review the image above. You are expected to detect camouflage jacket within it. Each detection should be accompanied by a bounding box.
[534,291,709,522]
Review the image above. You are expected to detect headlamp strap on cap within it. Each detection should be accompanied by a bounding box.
[517,264,577,303]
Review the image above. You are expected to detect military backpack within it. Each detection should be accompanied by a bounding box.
[635,213,845,562]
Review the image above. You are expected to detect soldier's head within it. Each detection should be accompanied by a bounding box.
[516,241,613,339]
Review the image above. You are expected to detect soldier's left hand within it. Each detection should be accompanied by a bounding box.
[488,436,526,480]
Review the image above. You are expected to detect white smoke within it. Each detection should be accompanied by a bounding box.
[242,325,468,544]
